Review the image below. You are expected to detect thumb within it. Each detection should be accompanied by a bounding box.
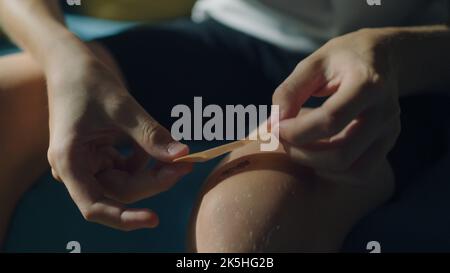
[117,98,189,162]
[272,57,325,120]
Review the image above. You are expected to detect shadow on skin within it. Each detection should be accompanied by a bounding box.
[187,151,322,253]
[187,138,394,253]
[202,152,314,193]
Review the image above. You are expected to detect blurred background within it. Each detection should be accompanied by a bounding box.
[2,0,450,253]
[0,0,197,54]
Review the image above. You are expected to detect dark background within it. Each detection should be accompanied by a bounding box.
[1,10,450,253]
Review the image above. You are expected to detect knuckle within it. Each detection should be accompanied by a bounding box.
[324,36,343,48]
[140,118,161,145]
[47,149,55,167]
[297,54,322,71]
[51,169,61,182]
[275,79,297,99]
[81,207,97,222]
[351,66,384,92]
[363,68,381,85]
[47,145,65,167]
[47,142,74,172]
[107,94,133,122]
[272,87,285,104]
[348,62,373,81]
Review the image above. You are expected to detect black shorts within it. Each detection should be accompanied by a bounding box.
[97,19,450,197]
[97,19,305,127]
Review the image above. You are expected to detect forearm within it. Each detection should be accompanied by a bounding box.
[369,25,450,97]
[0,0,92,73]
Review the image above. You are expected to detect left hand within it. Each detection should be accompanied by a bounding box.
[272,29,401,177]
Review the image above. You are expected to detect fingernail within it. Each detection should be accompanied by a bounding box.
[148,211,159,228]
[167,142,188,156]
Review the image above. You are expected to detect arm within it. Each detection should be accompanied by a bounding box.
[370,25,450,96]
[363,1,450,97]
[0,0,192,231]
[0,0,90,73]
[272,12,450,174]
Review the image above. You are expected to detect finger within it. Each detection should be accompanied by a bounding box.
[115,97,189,162]
[279,75,379,146]
[272,56,326,120]
[98,162,193,204]
[315,117,400,185]
[64,173,159,230]
[284,109,399,172]
[59,151,159,230]
[283,119,369,171]
[84,197,159,231]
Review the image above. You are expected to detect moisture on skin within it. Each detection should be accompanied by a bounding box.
[187,139,394,253]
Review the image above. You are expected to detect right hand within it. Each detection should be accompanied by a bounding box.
[46,48,192,231]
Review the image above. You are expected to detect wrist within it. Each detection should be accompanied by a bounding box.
[43,29,95,76]
[352,27,401,85]
[359,26,450,96]
[355,27,415,96]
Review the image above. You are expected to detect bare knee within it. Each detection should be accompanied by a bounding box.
[187,140,380,253]
[193,184,263,252]
[189,149,314,253]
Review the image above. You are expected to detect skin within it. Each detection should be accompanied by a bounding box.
[0,53,48,246]
[191,23,450,252]
[273,26,450,173]
[189,20,450,252]
[0,0,193,231]
[188,139,394,252]
[0,0,449,250]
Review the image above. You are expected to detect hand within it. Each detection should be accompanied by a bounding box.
[273,29,401,179]
[46,51,192,231]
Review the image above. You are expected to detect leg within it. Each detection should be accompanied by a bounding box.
[0,53,49,246]
[188,142,395,252]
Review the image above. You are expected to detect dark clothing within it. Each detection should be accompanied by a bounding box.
[99,19,450,200]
